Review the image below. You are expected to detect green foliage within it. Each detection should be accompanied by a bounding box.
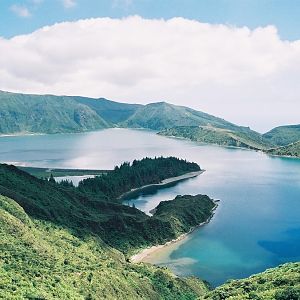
[121,102,242,131]
[0,195,208,299]
[159,126,271,150]
[0,160,209,254]
[202,263,300,300]
[0,91,109,134]
[263,125,300,146]
[78,156,200,200]
[74,96,141,124]
[266,141,300,158]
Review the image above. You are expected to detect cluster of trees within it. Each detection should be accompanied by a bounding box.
[78,156,200,200]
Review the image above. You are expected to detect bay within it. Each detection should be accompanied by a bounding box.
[0,128,299,286]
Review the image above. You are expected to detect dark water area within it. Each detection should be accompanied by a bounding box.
[1,128,299,286]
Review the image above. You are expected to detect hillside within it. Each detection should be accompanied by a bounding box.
[0,194,209,299]
[0,158,205,253]
[0,91,109,134]
[202,262,300,300]
[0,161,299,299]
[74,96,141,124]
[263,125,300,146]
[158,126,271,150]
[0,91,271,152]
[121,102,244,131]
[265,141,300,158]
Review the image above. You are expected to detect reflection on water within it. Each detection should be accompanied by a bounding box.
[0,128,299,286]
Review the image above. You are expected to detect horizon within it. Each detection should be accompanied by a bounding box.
[0,1,299,132]
[1,88,297,134]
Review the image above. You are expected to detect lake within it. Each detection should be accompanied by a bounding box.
[0,128,299,286]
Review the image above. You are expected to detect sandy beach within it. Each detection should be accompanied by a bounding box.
[131,202,218,263]
[119,170,205,200]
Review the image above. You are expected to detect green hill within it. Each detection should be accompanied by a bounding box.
[263,125,300,146]
[74,96,141,124]
[265,141,300,158]
[121,102,243,131]
[0,160,299,299]
[159,126,271,150]
[0,194,209,299]
[0,158,206,254]
[202,263,300,300]
[0,91,109,134]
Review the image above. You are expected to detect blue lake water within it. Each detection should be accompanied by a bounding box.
[0,129,299,286]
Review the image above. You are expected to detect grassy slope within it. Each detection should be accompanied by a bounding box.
[263,125,300,146]
[121,102,243,131]
[0,91,109,134]
[0,195,208,300]
[0,162,211,254]
[74,96,141,124]
[202,263,300,300]
[265,141,300,158]
[158,126,270,150]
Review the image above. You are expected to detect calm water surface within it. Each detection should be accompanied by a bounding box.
[0,129,299,286]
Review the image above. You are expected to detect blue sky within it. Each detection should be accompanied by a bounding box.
[1,0,300,40]
[1,1,299,131]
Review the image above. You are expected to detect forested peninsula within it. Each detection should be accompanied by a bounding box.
[0,157,299,299]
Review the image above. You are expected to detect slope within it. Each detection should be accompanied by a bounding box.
[0,91,109,134]
[265,141,300,158]
[263,124,300,146]
[159,126,271,150]
[202,262,300,300]
[74,96,141,124]
[121,102,242,131]
[0,194,209,299]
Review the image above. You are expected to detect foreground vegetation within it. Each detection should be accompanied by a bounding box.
[1,156,299,299]
[202,263,300,300]
[0,195,209,299]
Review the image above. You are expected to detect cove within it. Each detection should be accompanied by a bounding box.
[0,128,299,286]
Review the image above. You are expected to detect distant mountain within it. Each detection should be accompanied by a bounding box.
[0,91,109,134]
[265,141,300,158]
[159,125,271,150]
[75,96,141,124]
[120,101,243,131]
[263,124,300,146]
[1,90,299,156]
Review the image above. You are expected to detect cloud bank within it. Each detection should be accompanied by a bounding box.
[0,16,299,131]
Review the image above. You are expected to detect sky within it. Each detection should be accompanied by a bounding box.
[0,0,300,132]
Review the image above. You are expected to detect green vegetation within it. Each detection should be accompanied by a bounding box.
[0,158,299,299]
[75,96,141,124]
[158,126,271,150]
[0,194,209,299]
[263,125,300,146]
[1,90,300,158]
[18,166,110,179]
[202,263,300,300]
[121,102,243,131]
[78,157,200,200]
[0,91,110,134]
[265,141,300,158]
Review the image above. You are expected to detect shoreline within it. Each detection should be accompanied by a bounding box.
[119,170,205,200]
[130,202,218,263]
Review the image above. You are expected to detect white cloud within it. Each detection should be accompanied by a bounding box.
[62,0,76,8]
[0,16,299,131]
[10,4,31,17]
